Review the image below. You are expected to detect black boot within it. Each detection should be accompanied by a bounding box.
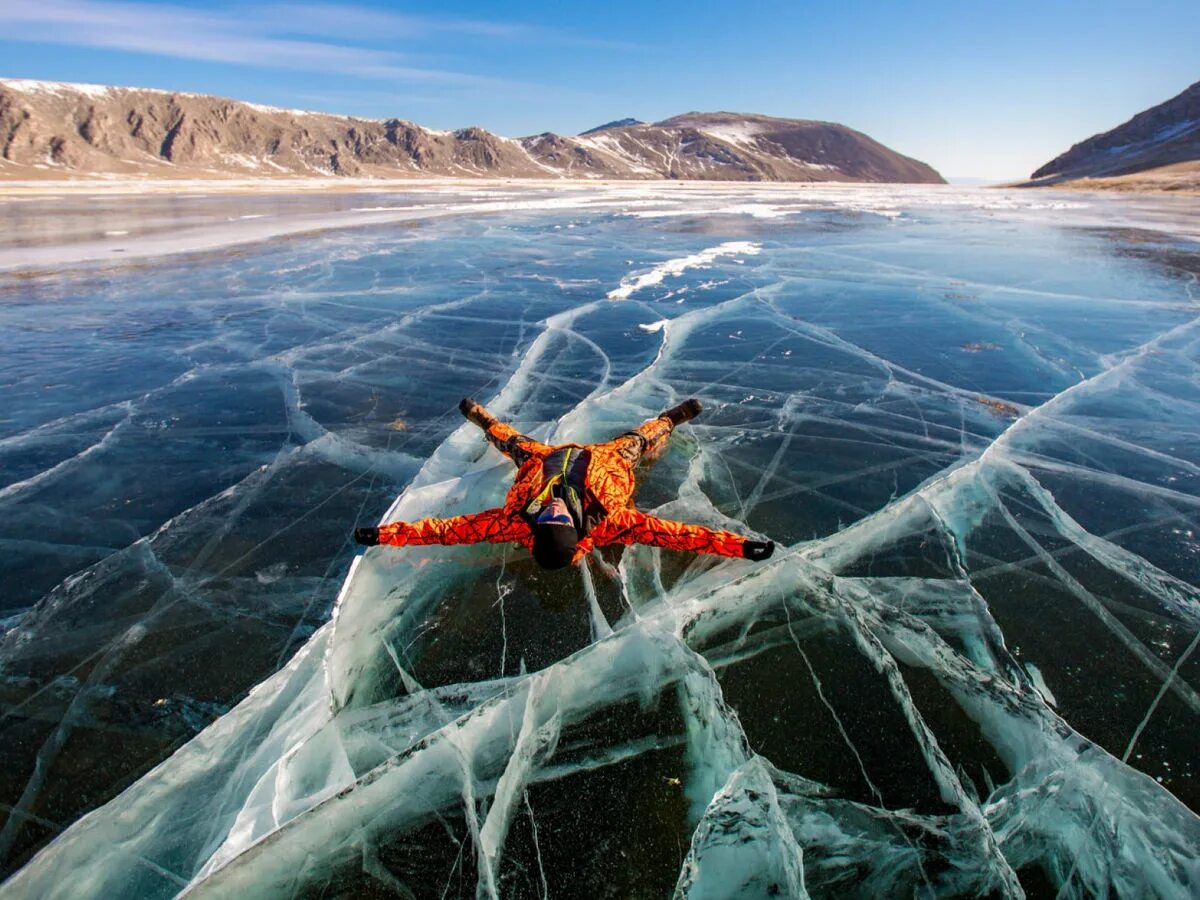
[459,397,496,429]
[661,398,703,426]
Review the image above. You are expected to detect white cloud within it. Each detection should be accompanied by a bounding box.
[0,0,521,85]
[262,3,537,40]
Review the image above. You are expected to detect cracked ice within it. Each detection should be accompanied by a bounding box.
[0,185,1198,898]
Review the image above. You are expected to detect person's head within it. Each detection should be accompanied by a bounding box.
[532,497,578,569]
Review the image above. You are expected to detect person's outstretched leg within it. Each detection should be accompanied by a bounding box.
[661,398,703,427]
[459,398,550,466]
[603,398,702,465]
[459,397,498,431]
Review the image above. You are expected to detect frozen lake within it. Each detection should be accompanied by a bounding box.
[1,184,1198,897]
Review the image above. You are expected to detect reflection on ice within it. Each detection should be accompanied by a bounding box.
[1,187,1198,897]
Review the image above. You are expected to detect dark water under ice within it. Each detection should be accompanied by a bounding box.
[0,187,1197,898]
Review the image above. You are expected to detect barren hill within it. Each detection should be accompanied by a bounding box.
[0,79,945,184]
[1025,79,1200,191]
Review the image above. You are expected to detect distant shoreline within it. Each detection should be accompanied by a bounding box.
[1008,160,1200,195]
[3,172,1194,198]
[0,175,947,197]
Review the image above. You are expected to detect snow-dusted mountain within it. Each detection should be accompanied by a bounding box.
[1027,79,1199,189]
[579,118,645,135]
[534,112,944,182]
[0,80,944,183]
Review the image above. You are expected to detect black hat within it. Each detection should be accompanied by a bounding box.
[532,522,578,569]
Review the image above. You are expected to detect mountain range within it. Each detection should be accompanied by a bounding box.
[1026,79,1199,191]
[0,79,944,184]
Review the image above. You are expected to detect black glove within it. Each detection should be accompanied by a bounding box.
[354,526,379,546]
[662,398,703,426]
[743,540,774,561]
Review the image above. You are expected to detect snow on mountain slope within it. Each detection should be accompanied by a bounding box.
[0,80,944,183]
[1027,79,1200,190]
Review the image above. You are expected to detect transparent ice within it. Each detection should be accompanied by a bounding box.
[0,186,1197,898]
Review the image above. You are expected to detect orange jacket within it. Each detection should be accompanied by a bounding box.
[378,414,750,564]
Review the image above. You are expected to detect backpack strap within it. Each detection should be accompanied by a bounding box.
[522,447,593,533]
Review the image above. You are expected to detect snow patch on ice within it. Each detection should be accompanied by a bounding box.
[1024,662,1058,707]
[607,241,762,300]
[637,319,670,333]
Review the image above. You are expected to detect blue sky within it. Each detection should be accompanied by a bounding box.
[1,0,1196,180]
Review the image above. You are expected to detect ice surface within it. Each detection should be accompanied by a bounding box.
[1,186,1198,897]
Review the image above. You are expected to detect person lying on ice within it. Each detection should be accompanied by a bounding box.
[354,398,775,570]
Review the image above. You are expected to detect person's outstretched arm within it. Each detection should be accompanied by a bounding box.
[460,398,551,466]
[355,508,529,548]
[592,508,774,560]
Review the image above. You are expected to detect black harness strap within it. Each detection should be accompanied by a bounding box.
[522,447,593,534]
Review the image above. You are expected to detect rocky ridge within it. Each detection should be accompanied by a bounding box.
[579,118,646,135]
[1026,79,1200,191]
[0,79,944,183]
